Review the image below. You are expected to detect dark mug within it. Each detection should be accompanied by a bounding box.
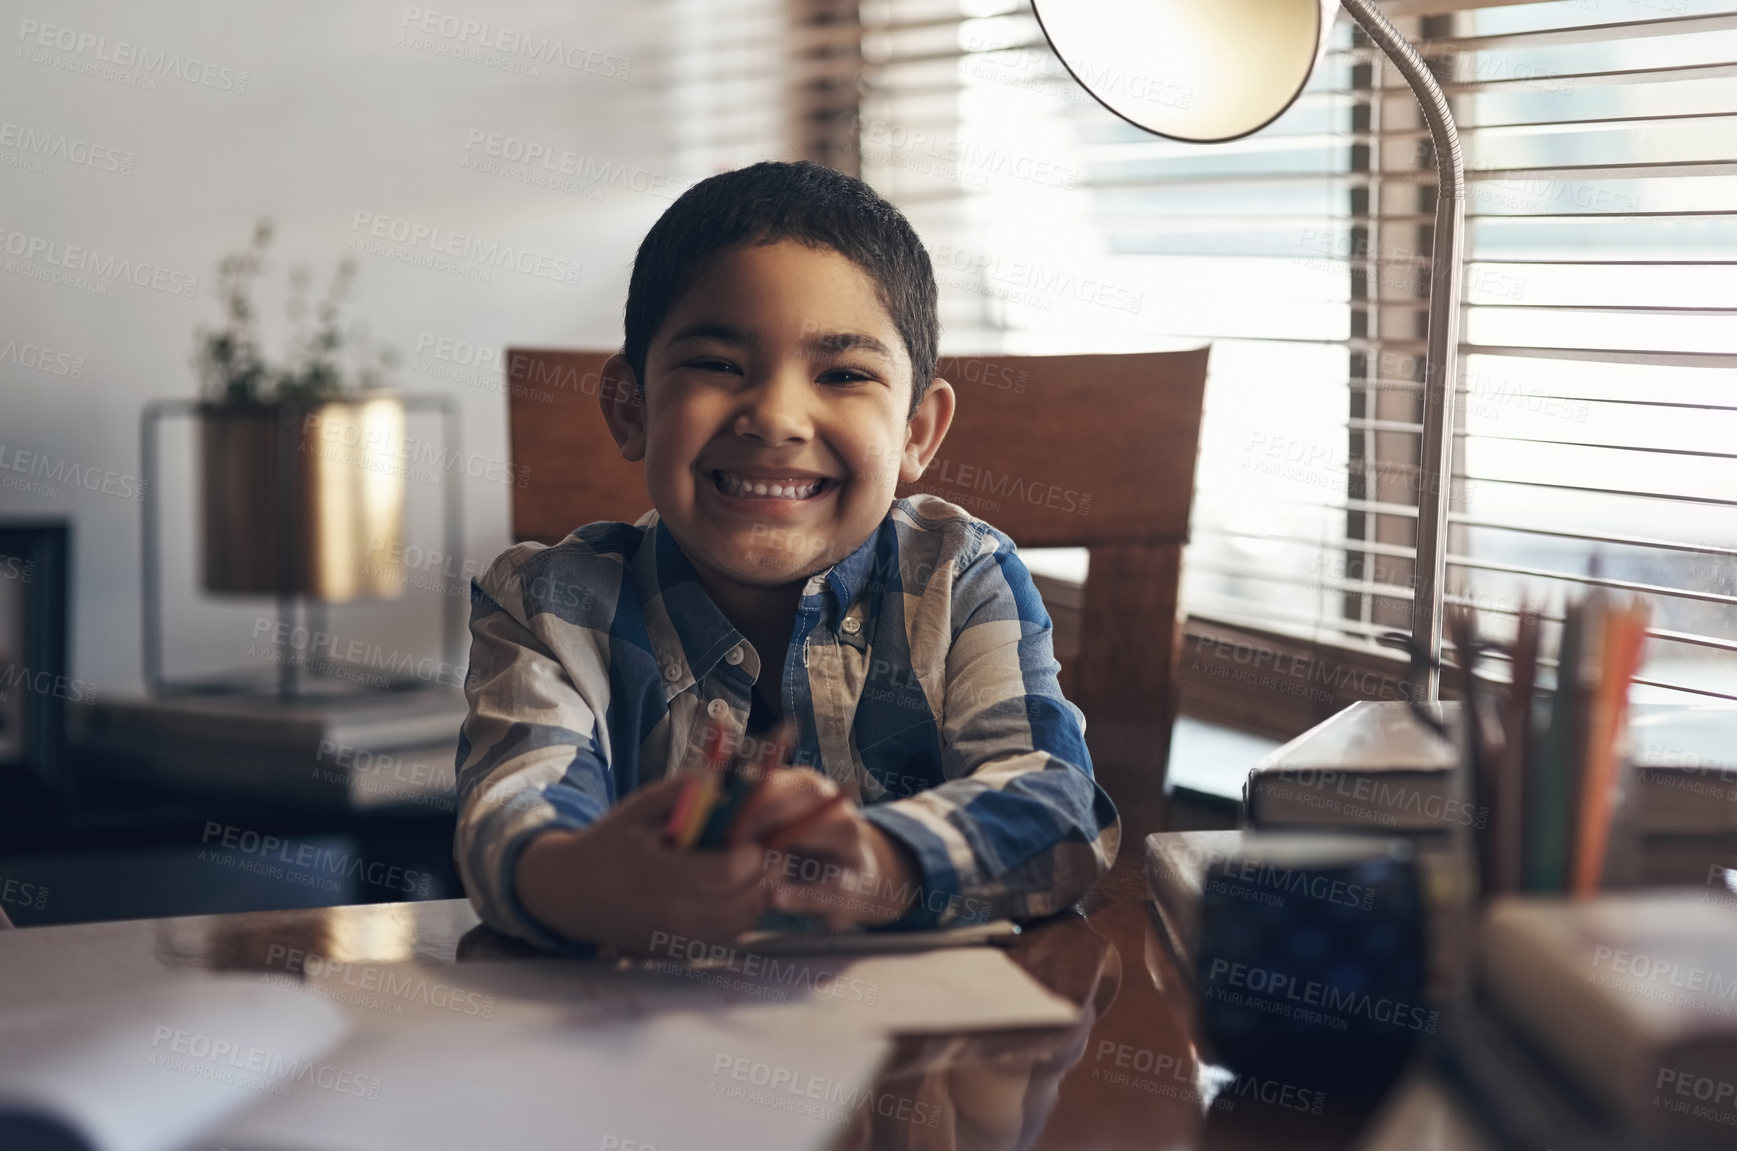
[1194,835,1432,1097]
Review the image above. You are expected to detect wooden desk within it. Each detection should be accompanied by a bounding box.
[0,856,1398,1150]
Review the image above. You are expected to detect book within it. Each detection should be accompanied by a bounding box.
[0,972,890,1151]
[1427,1004,1650,1151]
[1630,707,1737,835]
[1478,892,1737,1147]
[1635,834,1737,886]
[1143,829,1243,968]
[1245,701,1737,838]
[72,688,468,760]
[1242,701,1461,831]
[69,691,466,810]
[68,734,459,812]
[1356,1070,1502,1151]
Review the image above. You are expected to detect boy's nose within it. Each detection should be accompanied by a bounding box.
[733,369,814,445]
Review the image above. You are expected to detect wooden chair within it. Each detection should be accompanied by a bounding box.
[503,347,1210,843]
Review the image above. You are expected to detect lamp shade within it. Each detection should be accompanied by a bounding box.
[1031,0,1338,142]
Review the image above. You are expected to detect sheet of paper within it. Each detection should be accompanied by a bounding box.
[0,976,349,1151]
[733,919,1021,954]
[706,946,1082,1035]
[199,1012,889,1151]
[345,945,1079,1036]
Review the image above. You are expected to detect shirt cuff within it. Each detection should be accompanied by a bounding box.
[862,804,974,930]
[484,820,599,955]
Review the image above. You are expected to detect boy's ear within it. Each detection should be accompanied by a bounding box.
[598,353,647,463]
[899,377,955,484]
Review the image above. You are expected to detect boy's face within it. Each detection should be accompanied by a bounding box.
[602,240,953,591]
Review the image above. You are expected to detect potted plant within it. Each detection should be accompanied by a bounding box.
[192,220,406,602]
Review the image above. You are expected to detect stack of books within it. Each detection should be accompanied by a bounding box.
[1450,892,1737,1149]
[1245,702,1736,886]
[70,689,466,812]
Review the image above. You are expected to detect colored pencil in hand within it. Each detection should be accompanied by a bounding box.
[723,720,794,847]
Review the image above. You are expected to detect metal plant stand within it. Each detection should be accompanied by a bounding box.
[140,393,463,699]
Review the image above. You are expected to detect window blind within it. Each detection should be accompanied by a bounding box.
[856,0,1736,705]
[664,0,797,173]
[1355,0,1737,703]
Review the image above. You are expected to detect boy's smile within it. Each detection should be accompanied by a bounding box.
[601,240,954,605]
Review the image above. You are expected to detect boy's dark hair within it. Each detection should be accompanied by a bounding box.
[623,160,939,418]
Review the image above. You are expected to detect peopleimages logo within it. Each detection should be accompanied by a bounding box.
[0,120,135,175]
[0,228,199,297]
[200,821,435,897]
[926,241,1142,314]
[249,617,467,689]
[708,1054,943,1129]
[0,661,99,705]
[1203,959,1440,1033]
[0,876,48,912]
[462,130,685,200]
[264,944,494,1019]
[398,7,631,78]
[348,211,581,287]
[0,337,84,378]
[15,19,250,93]
[148,1026,380,1098]
[647,931,880,1005]
[0,444,148,502]
[1593,945,1737,1001]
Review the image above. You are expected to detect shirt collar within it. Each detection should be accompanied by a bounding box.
[639,508,895,687]
[634,513,748,693]
[818,517,889,621]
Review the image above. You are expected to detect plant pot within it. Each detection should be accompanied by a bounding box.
[198,397,407,601]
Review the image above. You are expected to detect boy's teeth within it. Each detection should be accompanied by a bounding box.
[716,472,823,500]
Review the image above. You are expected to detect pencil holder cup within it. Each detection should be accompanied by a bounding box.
[1194,836,1431,1097]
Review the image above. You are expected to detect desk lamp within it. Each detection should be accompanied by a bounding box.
[1033,0,1464,699]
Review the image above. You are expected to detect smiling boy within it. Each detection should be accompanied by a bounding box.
[455,160,1119,952]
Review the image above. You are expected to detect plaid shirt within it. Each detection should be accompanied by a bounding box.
[454,494,1121,949]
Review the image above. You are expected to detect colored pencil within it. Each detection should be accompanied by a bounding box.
[723,721,793,847]
[1530,598,1585,892]
[663,714,731,847]
[1571,598,1649,895]
[1496,605,1541,895]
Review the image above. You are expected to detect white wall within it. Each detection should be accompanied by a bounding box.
[1,1,754,695]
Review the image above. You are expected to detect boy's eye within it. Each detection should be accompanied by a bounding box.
[689,357,741,374]
[819,368,873,386]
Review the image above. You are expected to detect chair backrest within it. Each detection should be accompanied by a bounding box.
[505,350,650,544]
[505,347,1211,842]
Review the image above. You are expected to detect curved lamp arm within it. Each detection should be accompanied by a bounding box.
[1339,0,1465,701]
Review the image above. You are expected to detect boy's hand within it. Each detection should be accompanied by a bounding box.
[514,775,769,953]
[740,768,922,929]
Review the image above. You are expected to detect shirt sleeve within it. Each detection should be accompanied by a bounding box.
[452,545,615,951]
[861,529,1121,927]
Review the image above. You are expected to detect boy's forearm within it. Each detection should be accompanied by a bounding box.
[864,761,1119,926]
[513,826,593,944]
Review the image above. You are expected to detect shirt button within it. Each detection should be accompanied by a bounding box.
[841,617,861,635]
[707,698,729,720]
[663,664,682,683]
[724,645,745,666]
